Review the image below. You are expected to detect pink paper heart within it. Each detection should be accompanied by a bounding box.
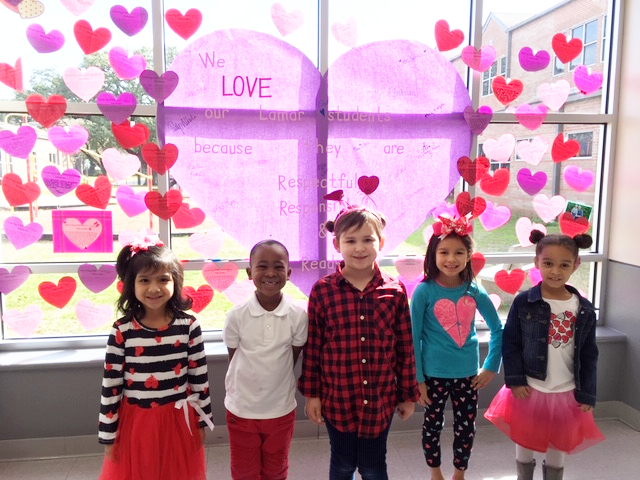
[108,47,147,80]
[516,136,548,166]
[26,24,64,53]
[96,92,137,124]
[331,17,357,47]
[270,3,304,37]
[102,147,141,182]
[537,80,570,111]
[563,165,595,192]
[516,168,547,196]
[515,217,547,247]
[3,305,43,338]
[395,256,424,282]
[514,103,548,131]
[62,217,103,249]
[75,298,112,330]
[482,133,515,162]
[110,5,148,37]
[118,228,155,247]
[188,229,225,258]
[434,296,476,347]
[202,262,239,292]
[139,70,179,103]
[573,65,603,95]
[0,125,37,159]
[41,166,81,197]
[529,267,542,286]
[115,185,148,217]
[463,106,492,135]
[60,0,94,16]
[63,66,105,102]
[488,293,501,311]
[4,216,43,249]
[518,47,550,72]
[47,125,89,155]
[533,194,566,223]
[398,276,421,299]
[77,264,117,293]
[461,45,496,72]
[223,279,255,305]
[0,265,31,294]
[431,202,459,220]
[423,225,434,245]
[478,201,511,231]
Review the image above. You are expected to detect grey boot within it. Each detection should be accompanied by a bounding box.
[542,460,564,480]
[516,459,536,480]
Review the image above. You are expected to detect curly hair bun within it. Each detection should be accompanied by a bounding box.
[529,229,546,244]
[573,234,594,249]
[324,220,336,233]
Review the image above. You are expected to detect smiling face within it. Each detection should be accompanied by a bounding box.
[535,244,579,299]
[247,243,291,310]
[434,236,471,287]
[134,268,174,317]
[333,221,384,275]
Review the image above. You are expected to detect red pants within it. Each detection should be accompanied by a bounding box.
[226,409,296,480]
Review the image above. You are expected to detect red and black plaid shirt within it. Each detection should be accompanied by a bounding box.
[298,262,419,438]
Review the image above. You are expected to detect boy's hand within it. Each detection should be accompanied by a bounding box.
[418,382,432,406]
[396,401,415,420]
[305,397,324,425]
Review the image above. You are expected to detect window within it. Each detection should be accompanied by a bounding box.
[482,56,507,96]
[602,15,608,62]
[567,131,594,158]
[570,19,599,70]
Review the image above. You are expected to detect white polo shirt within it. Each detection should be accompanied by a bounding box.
[223,293,308,419]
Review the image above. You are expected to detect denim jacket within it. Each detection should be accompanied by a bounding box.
[502,284,598,406]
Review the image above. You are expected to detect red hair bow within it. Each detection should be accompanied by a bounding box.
[432,214,473,240]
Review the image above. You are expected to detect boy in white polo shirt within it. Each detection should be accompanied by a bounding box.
[223,239,308,480]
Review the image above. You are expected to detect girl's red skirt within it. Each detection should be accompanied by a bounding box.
[485,386,605,454]
[99,398,206,480]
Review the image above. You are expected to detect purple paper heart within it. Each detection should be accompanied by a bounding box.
[0,265,31,295]
[0,126,37,159]
[77,264,117,293]
[116,185,148,217]
[140,70,179,103]
[41,166,82,197]
[96,92,137,124]
[47,126,89,155]
[463,106,493,135]
[6,0,24,7]
[26,24,65,54]
[109,46,147,80]
[517,168,547,196]
[518,47,550,72]
[3,216,43,250]
[110,5,148,37]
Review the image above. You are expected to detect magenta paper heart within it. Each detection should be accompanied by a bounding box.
[431,202,459,220]
[529,268,542,286]
[61,0,95,16]
[5,0,24,6]
[434,296,476,347]
[461,45,496,72]
[518,47,550,72]
[463,106,492,135]
[63,66,105,102]
[0,125,37,159]
[223,279,255,305]
[563,165,595,192]
[515,103,548,131]
[515,217,547,247]
[394,256,424,282]
[139,70,179,103]
[118,228,155,247]
[188,228,225,258]
[3,305,43,338]
[96,92,137,124]
[3,216,43,249]
[331,17,357,47]
[26,24,65,53]
[77,264,117,293]
[41,166,81,197]
[398,276,421,299]
[270,2,304,37]
[110,5,148,36]
[516,168,547,196]
[75,298,113,330]
[109,47,146,80]
[102,147,140,182]
[573,65,603,95]
[0,265,31,294]
[533,194,566,223]
[47,125,88,155]
[516,136,548,165]
[202,262,239,292]
[478,200,511,231]
[115,185,148,217]
[482,133,515,162]
[537,80,570,111]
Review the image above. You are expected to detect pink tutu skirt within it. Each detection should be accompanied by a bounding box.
[485,386,605,454]
[99,398,206,480]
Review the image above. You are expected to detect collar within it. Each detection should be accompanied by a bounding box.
[527,283,584,303]
[333,261,384,289]
[246,291,292,317]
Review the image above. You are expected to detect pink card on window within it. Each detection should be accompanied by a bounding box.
[52,210,113,253]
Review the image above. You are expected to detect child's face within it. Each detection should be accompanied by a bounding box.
[534,245,579,292]
[434,236,470,286]
[134,268,174,315]
[247,244,291,302]
[333,221,384,272]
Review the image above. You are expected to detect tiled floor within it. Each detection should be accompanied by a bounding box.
[0,420,637,479]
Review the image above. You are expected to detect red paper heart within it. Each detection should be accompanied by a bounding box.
[455,191,486,219]
[358,175,379,195]
[457,156,490,186]
[494,269,526,295]
[434,19,464,52]
[323,189,344,201]
[183,285,214,313]
[551,134,580,163]
[1,172,40,206]
[145,190,183,219]
[38,276,77,309]
[479,168,510,197]
[470,252,486,277]
[25,94,67,128]
[558,212,590,237]
[492,76,523,105]
[172,202,205,228]
[111,121,150,150]
[0,58,23,92]
[141,143,179,175]
[73,19,112,55]
[165,8,202,40]
[552,33,583,64]
[75,175,112,209]
[116,280,123,293]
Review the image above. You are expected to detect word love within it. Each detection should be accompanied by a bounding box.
[222,76,271,98]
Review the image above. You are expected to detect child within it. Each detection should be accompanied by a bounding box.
[223,239,308,479]
[298,206,420,480]
[411,214,503,480]
[98,234,214,480]
[485,230,605,480]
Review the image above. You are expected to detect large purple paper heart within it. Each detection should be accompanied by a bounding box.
[517,168,547,196]
[109,5,148,37]
[3,216,43,250]
[26,24,65,54]
[0,125,37,159]
[463,106,492,135]
[41,166,82,197]
[6,0,24,6]
[108,46,147,80]
[47,125,89,155]
[0,265,31,295]
[96,92,137,124]
[563,165,595,192]
[116,185,148,217]
[77,263,117,293]
[140,70,179,103]
[518,47,550,72]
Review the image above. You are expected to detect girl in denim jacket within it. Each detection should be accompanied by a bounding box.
[485,230,604,480]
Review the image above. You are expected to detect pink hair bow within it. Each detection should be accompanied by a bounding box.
[432,214,473,240]
[129,232,164,255]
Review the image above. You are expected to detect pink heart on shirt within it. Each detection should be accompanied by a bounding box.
[434,296,476,348]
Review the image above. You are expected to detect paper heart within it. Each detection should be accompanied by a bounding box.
[529,267,542,286]
[25,94,66,128]
[533,194,566,223]
[461,45,496,72]
[331,17,357,47]
[551,134,580,163]
[63,66,105,102]
[563,165,594,192]
[270,3,304,37]
[515,103,548,131]
[1,172,40,206]
[141,143,178,174]
[183,285,214,313]
[470,252,485,277]
[478,201,511,231]
[479,168,510,197]
[38,276,77,308]
[455,192,486,219]
[96,92,137,124]
[357,175,379,195]
[552,33,582,64]
[0,125,37,159]
[492,76,523,105]
[395,255,424,282]
[173,203,205,229]
[2,0,21,10]
[77,264,117,293]
[559,212,590,237]
[118,228,155,247]
[73,19,111,55]
[398,276,421,299]
[434,19,464,52]
[223,279,255,305]
[463,106,492,135]
[423,224,434,244]
[573,65,603,95]
[482,133,515,162]
[457,156,490,186]
[537,80,570,111]
[0,265,31,294]
[2,305,43,338]
[431,202,459,220]
[102,148,141,182]
[115,185,148,217]
[515,217,547,247]
[62,217,103,249]
[60,0,94,16]
[202,262,239,292]
[0,58,23,91]
[494,269,525,295]
[518,47,550,72]
[26,24,64,53]
[434,296,476,347]
[139,70,179,103]
[3,216,43,249]
[188,229,225,258]
[516,136,548,165]
[75,175,112,209]
[75,298,112,330]
[41,166,81,197]
[165,8,202,40]
[48,125,89,155]
[108,47,147,80]
[110,5,148,36]
[516,168,547,196]
[111,121,150,149]
[145,190,183,219]
[18,0,43,19]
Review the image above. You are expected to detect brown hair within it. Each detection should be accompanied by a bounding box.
[423,232,475,289]
[530,230,593,260]
[325,206,386,241]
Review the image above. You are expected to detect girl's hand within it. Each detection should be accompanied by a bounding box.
[471,369,496,390]
[104,444,116,462]
[579,404,594,412]
[418,382,432,406]
[511,385,532,399]
[200,427,206,444]
[396,401,415,420]
[305,397,324,425]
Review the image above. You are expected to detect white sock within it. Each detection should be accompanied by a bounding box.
[515,444,535,464]
[545,448,565,469]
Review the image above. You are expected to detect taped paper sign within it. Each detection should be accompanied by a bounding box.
[52,210,113,253]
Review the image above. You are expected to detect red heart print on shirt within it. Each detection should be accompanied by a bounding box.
[549,310,575,348]
[434,296,477,347]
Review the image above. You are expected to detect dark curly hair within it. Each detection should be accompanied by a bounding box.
[529,230,593,259]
